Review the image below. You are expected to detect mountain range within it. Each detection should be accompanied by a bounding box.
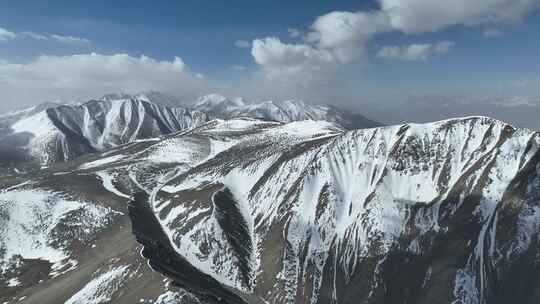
[0,93,380,170]
[0,96,539,304]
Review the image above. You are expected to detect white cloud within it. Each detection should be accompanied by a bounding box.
[483,28,503,37]
[251,37,333,67]
[249,11,391,86]
[0,25,90,44]
[377,41,454,61]
[309,11,391,63]
[21,31,48,40]
[234,40,251,48]
[251,37,336,84]
[0,27,17,41]
[378,0,540,33]
[0,53,207,112]
[50,34,90,44]
[287,28,302,38]
[247,0,540,91]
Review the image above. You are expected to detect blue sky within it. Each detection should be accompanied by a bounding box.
[1,0,537,79]
[0,1,372,73]
[1,0,540,127]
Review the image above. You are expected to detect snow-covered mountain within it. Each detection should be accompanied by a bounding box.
[0,93,380,167]
[100,91,183,108]
[0,97,206,166]
[132,117,540,304]
[191,94,381,130]
[192,93,247,114]
[1,116,539,303]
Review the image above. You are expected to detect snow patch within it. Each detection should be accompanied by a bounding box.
[80,154,127,170]
[9,111,60,163]
[65,265,130,304]
[0,189,117,274]
[452,269,479,304]
[95,171,130,199]
[6,277,21,287]
[153,290,202,304]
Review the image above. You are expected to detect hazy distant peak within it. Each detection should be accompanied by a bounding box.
[193,93,245,112]
[99,91,181,107]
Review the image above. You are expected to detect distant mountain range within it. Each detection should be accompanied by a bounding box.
[192,93,380,130]
[0,93,380,168]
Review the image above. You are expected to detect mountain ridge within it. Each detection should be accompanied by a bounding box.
[2,115,538,303]
[190,94,381,130]
[142,116,540,304]
[0,93,381,167]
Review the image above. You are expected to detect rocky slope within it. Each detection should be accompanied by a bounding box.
[1,116,539,303]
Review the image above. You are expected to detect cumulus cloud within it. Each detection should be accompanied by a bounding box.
[251,38,333,67]
[308,11,391,63]
[0,53,207,112]
[234,40,251,48]
[377,41,455,61]
[250,11,391,86]
[251,37,336,84]
[0,27,17,41]
[378,0,540,33]
[247,0,540,92]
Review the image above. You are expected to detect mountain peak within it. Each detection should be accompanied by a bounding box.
[99,91,181,107]
[193,93,245,112]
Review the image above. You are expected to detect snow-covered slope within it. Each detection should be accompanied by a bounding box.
[3,106,537,303]
[0,97,240,166]
[0,189,118,275]
[100,91,182,108]
[0,166,193,303]
[4,116,529,304]
[0,93,380,167]
[0,117,540,304]
[2,116,539,304]
[121,116,539,304]
[0,97,207,165]
[191,94,381,130]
